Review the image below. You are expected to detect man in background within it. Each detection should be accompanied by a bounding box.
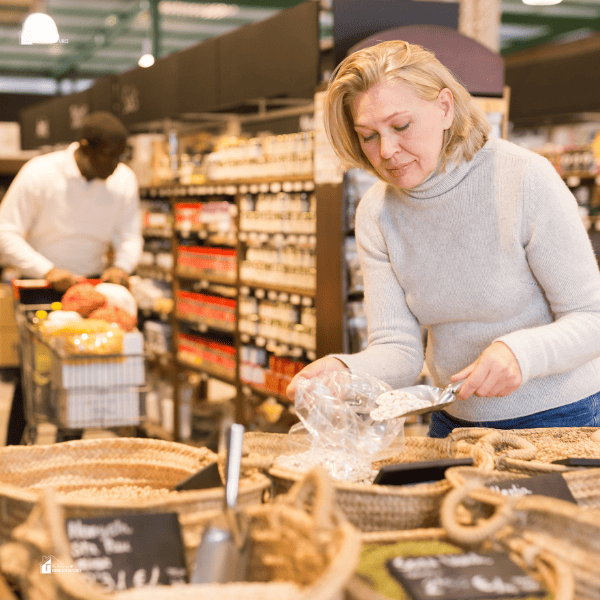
[0,111,143,444]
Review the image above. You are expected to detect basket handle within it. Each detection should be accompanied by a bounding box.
[280,466,336,532]
[440,481,517,545]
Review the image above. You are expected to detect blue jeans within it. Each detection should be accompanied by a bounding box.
[428,390,600,439]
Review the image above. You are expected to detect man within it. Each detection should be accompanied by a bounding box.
[0,111,143,444]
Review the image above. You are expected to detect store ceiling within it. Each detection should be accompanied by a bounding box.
[0,0,598,81]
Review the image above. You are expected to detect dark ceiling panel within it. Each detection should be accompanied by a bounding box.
[219,0,319,107]
[176,37,219,116]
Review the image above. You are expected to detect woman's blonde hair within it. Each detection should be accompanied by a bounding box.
[324,40,490,175]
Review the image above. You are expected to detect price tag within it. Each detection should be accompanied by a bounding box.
[66,513,187,592]
[387,551,546,600]
[486,473,577,504]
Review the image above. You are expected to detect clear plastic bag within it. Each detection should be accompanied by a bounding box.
[279,370,406,483]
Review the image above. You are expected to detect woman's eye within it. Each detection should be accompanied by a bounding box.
[394,123,410,132]
[360,133,377,143]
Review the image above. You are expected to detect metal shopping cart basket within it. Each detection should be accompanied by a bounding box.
[13,279,146,444]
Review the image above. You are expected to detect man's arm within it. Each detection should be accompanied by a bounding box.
[0,163,55,278]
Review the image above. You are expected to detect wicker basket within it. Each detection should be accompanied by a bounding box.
[346,528,572,600]
[0,438,271,572]
[4,468,361,600]
[446,465,600,510]
[239,430,529,532]
[452,427,600,475]
[440,479,600,600]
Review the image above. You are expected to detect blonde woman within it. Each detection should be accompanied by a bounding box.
[287,40,600,437]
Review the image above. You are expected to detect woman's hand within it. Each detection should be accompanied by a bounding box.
[286,356,349,402]
[452,341,522,400]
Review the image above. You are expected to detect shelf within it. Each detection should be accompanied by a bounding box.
[175,268,236,286]
[135,265,172,281]
[176,357,236,385]
[176,313,235,334]
[239,281,315,297]
[241,383,292,404]
[142,228,172,238]
[141,422,175,441]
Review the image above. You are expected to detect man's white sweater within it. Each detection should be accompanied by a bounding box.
[336,137,600,421]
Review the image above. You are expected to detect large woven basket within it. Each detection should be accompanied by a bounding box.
[5,468,361,600]
[0,437,271,572]
[346,527,572,600]
[453,427,600,475]
[440,479,600,600]
[446,465,600,510]
[240,430,529,532]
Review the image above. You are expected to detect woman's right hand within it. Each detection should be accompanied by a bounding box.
[286,356,349,402]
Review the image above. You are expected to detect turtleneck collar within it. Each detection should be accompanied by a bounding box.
[399,142,490,202]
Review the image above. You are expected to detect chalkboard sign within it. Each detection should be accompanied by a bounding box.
[66,512,187,592]
[486,473,577,504]
[387,551,546,600]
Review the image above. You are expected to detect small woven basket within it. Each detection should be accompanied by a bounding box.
[240,430,529,532]
[453,427,600,475]
[440,479,600,600]
[346,527,572,600]
[446,465,600,510]
[0,437,271,571]
[4,468,361,600]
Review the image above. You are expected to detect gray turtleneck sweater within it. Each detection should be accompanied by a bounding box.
[336,137,600,421]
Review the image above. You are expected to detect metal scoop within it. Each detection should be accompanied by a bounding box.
[371,380,465,421]
[190,423,251,583]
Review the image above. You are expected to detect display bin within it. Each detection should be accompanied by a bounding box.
[452,427,600,476]
[347,527,570,600]
[0,438,271,575]
[440,478,600,599]
[2,468,361,600]
[238,430,526,532]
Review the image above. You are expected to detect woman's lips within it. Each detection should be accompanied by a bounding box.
[388,161,413,174]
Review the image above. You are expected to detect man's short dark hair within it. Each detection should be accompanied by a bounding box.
[79,111,129,147]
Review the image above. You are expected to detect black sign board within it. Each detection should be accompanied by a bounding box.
[486,473,577,504]
[19,96,57,149]
[66,512,187,592]
[51,89,93,145]
[116,53,179,127]
[387,551,546,600]
[218,0,319,108]
[349,24,504,97]
[333,0,459,65]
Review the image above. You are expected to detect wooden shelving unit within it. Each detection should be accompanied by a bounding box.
[138,171,334,441]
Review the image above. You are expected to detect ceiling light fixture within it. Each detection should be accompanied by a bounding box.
[521,0,563,5]
[138,38,155,68]
[19,12,60,45]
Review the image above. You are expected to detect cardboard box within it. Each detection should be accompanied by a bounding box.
[57,389,141,428]
[0,327,19,367]
[0,283,17,328]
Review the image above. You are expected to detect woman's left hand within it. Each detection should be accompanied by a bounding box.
[451,341,522,400]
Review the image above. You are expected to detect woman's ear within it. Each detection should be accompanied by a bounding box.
[437,88,454,130]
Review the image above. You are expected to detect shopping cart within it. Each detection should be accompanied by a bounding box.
[13,279,146,444]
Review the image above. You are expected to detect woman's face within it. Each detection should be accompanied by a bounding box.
[351,80,454,189]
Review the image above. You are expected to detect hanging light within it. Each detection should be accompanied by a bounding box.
[522,0,563,5]
[20,12,60,45]
[138,38,155,68]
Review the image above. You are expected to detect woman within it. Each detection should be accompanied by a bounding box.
[286,40,600,437]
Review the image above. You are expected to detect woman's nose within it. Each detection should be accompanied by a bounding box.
[379,135,399,159]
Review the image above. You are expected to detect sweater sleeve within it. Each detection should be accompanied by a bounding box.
[333,188,425,389]
[495,155,600,384]
[0,161,54,278]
